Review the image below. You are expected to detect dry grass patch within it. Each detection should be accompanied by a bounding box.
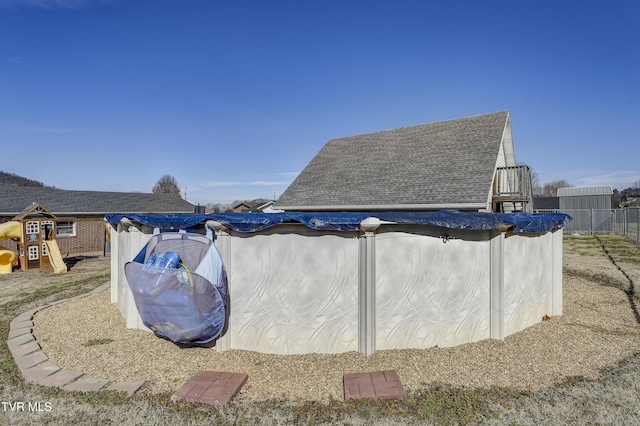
[2,235,640,425]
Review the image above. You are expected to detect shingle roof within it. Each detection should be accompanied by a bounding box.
[276,111,511,210]
[0,185,195,215]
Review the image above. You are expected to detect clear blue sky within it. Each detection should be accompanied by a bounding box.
[1,0,638,205]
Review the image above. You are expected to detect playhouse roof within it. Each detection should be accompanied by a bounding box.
[275,111,514,211]
[0,184,195,216]
[13,203,57,221]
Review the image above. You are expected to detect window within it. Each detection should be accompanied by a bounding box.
[56,221,76,237]
[26,221,39,234]
[41,220,55,240]
[28,245,39,260]
[42,242,49,256]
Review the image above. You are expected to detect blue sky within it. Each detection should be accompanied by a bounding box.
[1,0,638,205]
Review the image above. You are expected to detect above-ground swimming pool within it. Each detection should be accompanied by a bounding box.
[105,211,570,355]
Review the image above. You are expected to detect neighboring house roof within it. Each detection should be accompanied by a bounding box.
[232,199,276,212]
[0,184,195,216]
[275,110,515,211]
[231,202,253,212]
[249,200,276,212]
[557,186,613,197]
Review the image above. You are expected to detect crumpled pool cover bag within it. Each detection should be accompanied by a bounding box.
[124,232,228,345]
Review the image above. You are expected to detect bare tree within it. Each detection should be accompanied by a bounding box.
[517,163,542,196]
[152,174,181,196]
[633,179,640,190]
[541,179,572,197]
[529,169,542,196]
[206,203,228,213]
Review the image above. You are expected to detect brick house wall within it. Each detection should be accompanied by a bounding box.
[55,218,106,257]
[0,219,19,253]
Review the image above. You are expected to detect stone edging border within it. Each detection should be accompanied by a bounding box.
[6,283,144,396]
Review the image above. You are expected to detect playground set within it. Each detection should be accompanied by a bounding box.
[0,203,66,274]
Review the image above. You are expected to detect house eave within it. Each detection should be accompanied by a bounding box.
[0,210,194,217]
[274,203,489,212]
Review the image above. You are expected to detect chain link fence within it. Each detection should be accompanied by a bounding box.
[536,208,640,242]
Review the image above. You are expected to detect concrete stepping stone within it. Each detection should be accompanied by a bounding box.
[13,350,48,371]
[9,340,41,358]
[8,326,33,340]
[63,377,111,393]
[22,361,61,382]
[38,370,85,387]
[104,381,145,397]
[7,332,35,349]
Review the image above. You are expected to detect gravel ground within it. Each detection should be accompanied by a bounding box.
[33,241,640,402]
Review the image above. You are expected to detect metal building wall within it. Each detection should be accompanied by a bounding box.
[559,194,612,210]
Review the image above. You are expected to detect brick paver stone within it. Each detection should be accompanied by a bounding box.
[172,371,248,405]
[343,370,406,400]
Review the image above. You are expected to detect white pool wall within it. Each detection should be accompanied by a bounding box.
[108,218,563,355]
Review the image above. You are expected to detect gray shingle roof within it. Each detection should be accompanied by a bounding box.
[0,185,195,216]
[276,111,510,210]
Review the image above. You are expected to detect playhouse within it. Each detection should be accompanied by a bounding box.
[0,203,66,274]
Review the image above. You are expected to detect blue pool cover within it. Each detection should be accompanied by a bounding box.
[105,210,571,234]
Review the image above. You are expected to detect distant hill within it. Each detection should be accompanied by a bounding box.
[0,171,46,187]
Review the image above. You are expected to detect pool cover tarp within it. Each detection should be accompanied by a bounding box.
[124,232,228,345]
[106,210,571,234]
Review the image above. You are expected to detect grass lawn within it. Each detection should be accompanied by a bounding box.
[1,234,640,425]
